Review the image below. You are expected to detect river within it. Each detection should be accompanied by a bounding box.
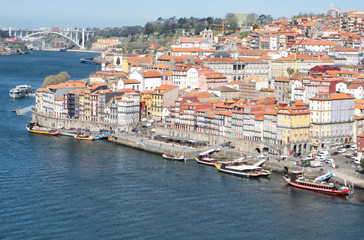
[1,51,364,240]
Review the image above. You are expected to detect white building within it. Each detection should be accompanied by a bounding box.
[310,93,355,149]
[129,70,162,91]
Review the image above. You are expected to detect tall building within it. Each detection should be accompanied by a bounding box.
[310,93,355,149]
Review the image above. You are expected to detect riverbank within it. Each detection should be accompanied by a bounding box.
[32,111,364,189]
[39,48,101,53]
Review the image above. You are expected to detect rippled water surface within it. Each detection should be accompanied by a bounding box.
[1,51,364,240]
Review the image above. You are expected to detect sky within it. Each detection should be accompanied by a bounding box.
[1,0,363,29]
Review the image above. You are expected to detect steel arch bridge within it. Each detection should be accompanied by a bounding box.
[26,31,82,49]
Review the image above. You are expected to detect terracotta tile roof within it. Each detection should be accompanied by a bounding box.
[186,92,214,99]
[302,21,318,27]
[260,88,274,92]
[154,85,178,92]
[48,81,86,90]
[36,88,48,92]
[298,39,338,46]
[227,80,240,85]
[311,93,355,101]
[123,79,141,84]
[172,47,216,53]
[55,97,64,101]
[143,71,162,78]
[239,57,263,62]
[178,37,204,43]
[275,77,290,82]
[355,104,364,110]
[202,57,235,62]
[204,72,226,79]
[153,64,170,69]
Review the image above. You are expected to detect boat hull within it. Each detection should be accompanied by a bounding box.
[162,154,185,161]
[194,156,218,166]
[75,136,94,141]
[282,176,352,195]
[217,167,260,178]
[26,126,60,136]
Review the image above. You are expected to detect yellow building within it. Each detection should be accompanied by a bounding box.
[151,85,179,121]
[84,89,91,121]
[140,90,154,118]
[277,106,310,155]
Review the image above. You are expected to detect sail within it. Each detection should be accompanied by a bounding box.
[314,172,335,182]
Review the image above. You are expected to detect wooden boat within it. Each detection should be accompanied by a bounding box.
[282,169,353,195]
[194,148,220,166]
[26,122,60,136]
[215,159,271,177]
[162,152,185,161]
[75,134,94,141]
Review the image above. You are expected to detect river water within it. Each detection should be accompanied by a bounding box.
[1,51,364,240]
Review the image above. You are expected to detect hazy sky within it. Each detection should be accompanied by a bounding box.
[1,0,362,29]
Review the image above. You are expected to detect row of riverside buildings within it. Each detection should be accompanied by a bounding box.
[35,8,364,155]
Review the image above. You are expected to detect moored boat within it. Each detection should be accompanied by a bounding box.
[194,148,220,166]
[162,152,185,161]
[215,159,271,178]
[9,85,34,99]
[26,122,60,136]
[75,134,94,141]
[282,168,353,195]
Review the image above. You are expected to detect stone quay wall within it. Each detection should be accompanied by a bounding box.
[32,112,131,132]
[154,126,267,153]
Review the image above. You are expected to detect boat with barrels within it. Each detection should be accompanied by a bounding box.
[282,168,353,195]
[215,159,271,177]
[194,148,220,166]
[26,122,60,136]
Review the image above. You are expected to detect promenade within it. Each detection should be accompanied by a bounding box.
[108,131,364,188]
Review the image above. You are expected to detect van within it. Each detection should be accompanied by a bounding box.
[319,150,329,156]
[310,161,323,168]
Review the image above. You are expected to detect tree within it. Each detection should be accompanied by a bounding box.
[361,159,364,169]
[240,31,249,38]
[246,13,257,25]
[225,13,239,31]
[41,72,70,88]
[287,67,295,77]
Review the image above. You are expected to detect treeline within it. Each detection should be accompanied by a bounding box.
[42,72,70,88]
[92,26,143,38]
[143,16,225,36]
[292,12,326,20]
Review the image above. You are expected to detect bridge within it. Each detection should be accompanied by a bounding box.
[6,27,95,50]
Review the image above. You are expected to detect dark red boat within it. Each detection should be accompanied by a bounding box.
[282,169,353,195]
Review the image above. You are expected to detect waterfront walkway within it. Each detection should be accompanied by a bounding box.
[108,132,364,188]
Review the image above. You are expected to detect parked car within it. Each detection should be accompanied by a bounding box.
[331,151,339,156]
[246,155,253,159]
[293,152,301,157]
[351,157,361,164]
[350,146,357,151]
[257,154,265,159]
[337,148,346,153]
[344,144,351,148]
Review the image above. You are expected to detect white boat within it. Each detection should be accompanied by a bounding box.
[194,148,220,166]
[215,159,271,177]
[9,85,34,99]
[162,152,185,161]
